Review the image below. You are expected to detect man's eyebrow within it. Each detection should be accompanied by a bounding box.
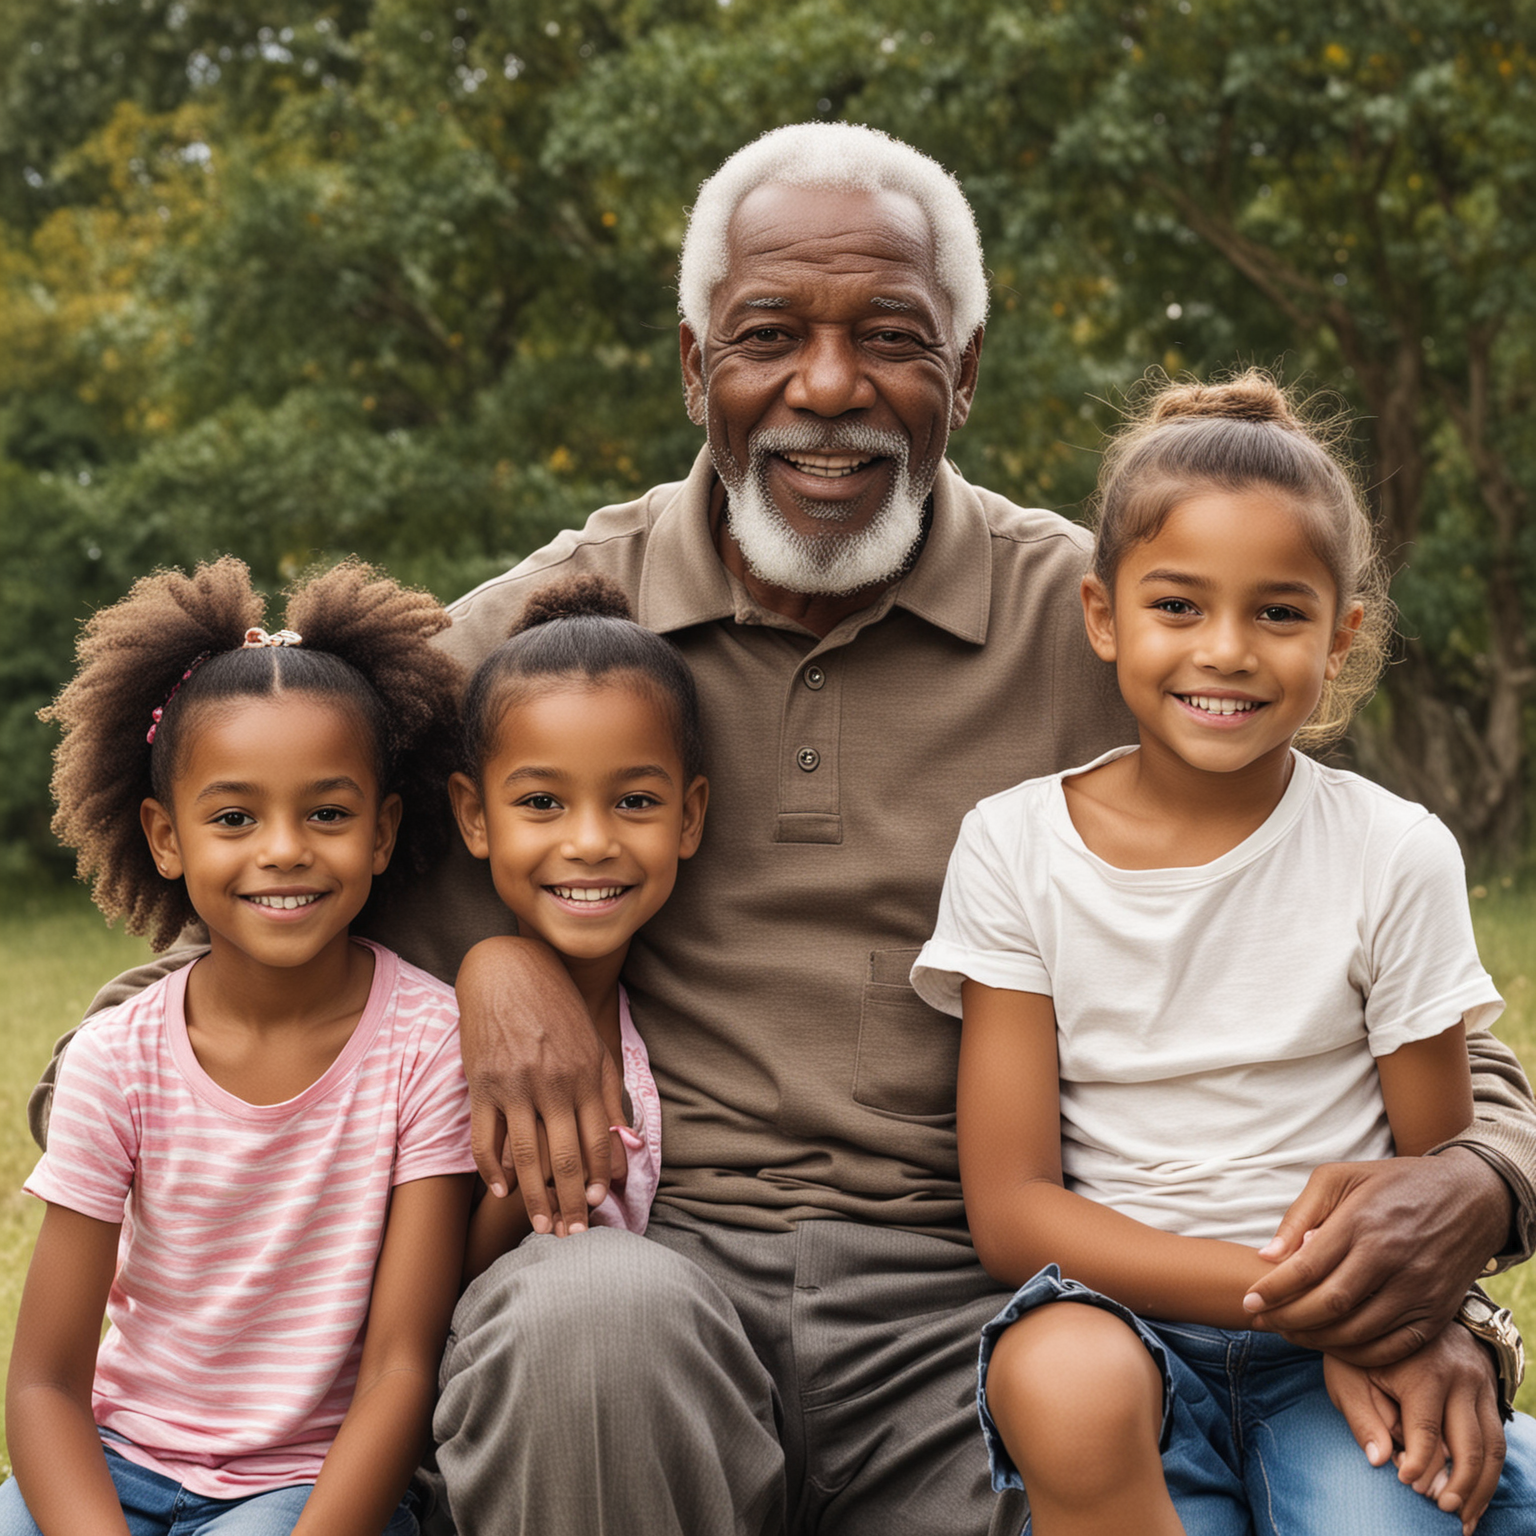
[743,296,789,309]
[870,296,915,311]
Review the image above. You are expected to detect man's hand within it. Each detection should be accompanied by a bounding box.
[1242,1150,1513,1364]
[456,936,628,1235]
[1324,1327,1506,1535]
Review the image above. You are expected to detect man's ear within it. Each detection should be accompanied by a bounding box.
[949,328,983,431]
[680,323,706,427]
[1081,573,1118,663]
[678,775,709,860]
[447,772,491,860]
[141,798,182,880]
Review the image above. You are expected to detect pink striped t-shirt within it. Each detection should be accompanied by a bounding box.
[26,940,475,1499]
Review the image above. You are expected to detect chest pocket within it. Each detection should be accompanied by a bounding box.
[851,948,959,1121]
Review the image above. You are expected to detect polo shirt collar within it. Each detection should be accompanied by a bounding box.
[635,445,994,645]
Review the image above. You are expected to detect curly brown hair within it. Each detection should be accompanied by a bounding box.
[42,555,462,950]
[1089,368,1392,751]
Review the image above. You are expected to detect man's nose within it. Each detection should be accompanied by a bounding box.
[782,329,877,416]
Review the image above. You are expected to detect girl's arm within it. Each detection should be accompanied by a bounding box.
[5,1205,131,1536]
[959,979,1274,1329]
[465,1179,533,1284]
[291,1172,474,1536]
[1376,1022,1474,1156]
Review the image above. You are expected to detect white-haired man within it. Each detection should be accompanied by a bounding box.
[44,123,1536,1534]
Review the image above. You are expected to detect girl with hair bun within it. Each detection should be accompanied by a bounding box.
[449,572,707,1270]
[4,557,476,1536]
[913,370,1536,1533]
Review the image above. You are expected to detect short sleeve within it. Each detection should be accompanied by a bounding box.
[25,1019,138,1222]
[1364,814,1503,1056]
[910,803,1054,1017]
[392,1002,476,1187]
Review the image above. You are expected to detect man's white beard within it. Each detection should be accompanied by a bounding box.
[715,423,931,597]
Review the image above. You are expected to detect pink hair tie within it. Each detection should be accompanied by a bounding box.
[146,651,211,746]
[242,627,302,648]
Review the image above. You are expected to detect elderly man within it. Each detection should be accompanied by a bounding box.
[40,124,1536,1534]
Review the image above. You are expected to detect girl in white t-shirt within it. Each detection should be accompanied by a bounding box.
[4,558,477,1536]
[913,372,1536,1536]
[446,573,708,1272]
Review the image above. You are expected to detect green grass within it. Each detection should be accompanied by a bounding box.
[0,887,151,1478]
[1,881,1535,1478]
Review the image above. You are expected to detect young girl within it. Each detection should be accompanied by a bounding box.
[3,556,476,1536]
[911,373,1536,1536]
[447,574,708,1274]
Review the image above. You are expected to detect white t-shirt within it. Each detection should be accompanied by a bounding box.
[912,748,1503,1246]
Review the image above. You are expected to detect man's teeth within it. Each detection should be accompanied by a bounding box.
[248,893,321,909]
[1182,695,1260,716]
[550,886,625,903]
[782,453,874,479]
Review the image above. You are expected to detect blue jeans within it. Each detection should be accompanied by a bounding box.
[980,1265,1536,1535]
[0,1439,420,1536]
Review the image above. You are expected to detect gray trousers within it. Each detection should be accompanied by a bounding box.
[432,1206,1030,1536]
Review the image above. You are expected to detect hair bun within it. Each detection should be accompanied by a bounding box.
[514,573,634,635]
[1149,369,1297,429]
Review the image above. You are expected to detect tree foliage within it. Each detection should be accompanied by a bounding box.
[1,0,1533,872]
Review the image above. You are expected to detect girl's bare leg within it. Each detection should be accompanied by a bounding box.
[986,1302,1185,1536]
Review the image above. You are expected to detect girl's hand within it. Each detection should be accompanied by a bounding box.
[1323,1329,1505,1536]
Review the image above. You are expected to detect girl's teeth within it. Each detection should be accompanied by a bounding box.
[249,894,320,909]
[551,886,624,903]
[1183,695,1259,716]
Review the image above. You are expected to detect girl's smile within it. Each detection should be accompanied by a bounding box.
[1083,487,1362,786]
[450,680,708,974]
[140,695,401,979]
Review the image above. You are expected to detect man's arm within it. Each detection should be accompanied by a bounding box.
[28,926,207,1150]
[1243,1020,1536,1364]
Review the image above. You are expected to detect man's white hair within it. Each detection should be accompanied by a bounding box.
[679,122,988,346]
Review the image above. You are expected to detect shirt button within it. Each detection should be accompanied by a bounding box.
[797,747,820,772]
[804,665,826,690]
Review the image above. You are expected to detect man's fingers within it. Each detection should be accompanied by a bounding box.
[1394,1395,1450,1489]
[1442,1381,1505,1533]
[540,1109,594,1235]
[1322,1356,1398,1467]
[1245,1211,1354,1315]
[1258,1165,1354,1261]
[503,1110,556,1234]
[470,1098,511,1196]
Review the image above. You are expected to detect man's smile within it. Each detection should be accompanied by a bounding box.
[778,450,882,480]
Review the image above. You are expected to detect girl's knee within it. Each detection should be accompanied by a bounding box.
[987,1302,1163,1492]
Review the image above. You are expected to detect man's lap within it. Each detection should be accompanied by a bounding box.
[433,1211,1027,1536]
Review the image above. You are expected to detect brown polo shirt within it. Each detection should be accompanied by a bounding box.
[386,448,1124,1237]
